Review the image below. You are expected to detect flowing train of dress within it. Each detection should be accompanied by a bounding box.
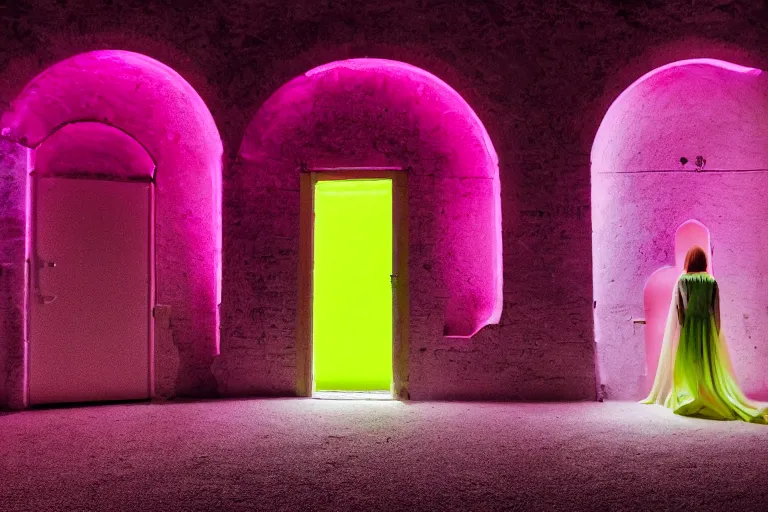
[641,273,768,423]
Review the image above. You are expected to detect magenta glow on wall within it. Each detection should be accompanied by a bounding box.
[34,122,156,179]
[0,50,223,406]
[592,58,768,400]
[219,58,501,397]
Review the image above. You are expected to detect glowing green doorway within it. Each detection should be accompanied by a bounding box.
[312,179,393,392]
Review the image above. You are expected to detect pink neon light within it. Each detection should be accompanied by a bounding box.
[3,50,223,392]
[313,58,501,334]
[239,58,502,339]
[592,58,762,169]
[23,145,32,407]
[617,58,760,102]
[35,122,155,178]
[309,59,502,335]
[305,59,500,170]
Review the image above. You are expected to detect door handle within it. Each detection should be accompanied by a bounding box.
[33,256,57,305]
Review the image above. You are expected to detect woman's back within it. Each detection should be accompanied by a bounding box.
[643,245,767,423]
[678,272,716,319]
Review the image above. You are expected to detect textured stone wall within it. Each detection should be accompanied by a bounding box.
[0,140,28,409]
[2,0,768,405]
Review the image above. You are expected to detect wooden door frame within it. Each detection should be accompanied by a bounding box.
[27,172,156,403]
[296,169,409,399]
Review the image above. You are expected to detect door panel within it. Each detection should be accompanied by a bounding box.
[312,179,393,391]
[30,177,151,404]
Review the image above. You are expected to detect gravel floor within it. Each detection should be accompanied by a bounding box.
[1,399,767,511]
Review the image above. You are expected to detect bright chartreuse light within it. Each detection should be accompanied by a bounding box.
[313,179,393,391]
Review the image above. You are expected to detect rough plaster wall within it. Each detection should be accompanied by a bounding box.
[3,0,768,403]
[593,63,768,400]
[596,173,768,400]
[0,140,28,409]
[0,51,222,406]
[592,64,768,173]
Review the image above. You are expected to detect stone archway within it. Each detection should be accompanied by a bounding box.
[0,50,223,408]
[218,58,502,399]
[591,58,768,400]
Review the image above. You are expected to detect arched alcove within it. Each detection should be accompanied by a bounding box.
[592,58,768,400]
[35,122,156,179]
[219,58,501,398]
[642,220,711,395]
[0,50,223,407]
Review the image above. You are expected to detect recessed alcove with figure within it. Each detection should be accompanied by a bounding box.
[218,58,502,400]
[642,220,711,396]
[592,58,768,401]
[0,50,223,408]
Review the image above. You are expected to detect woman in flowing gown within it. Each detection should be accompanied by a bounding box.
[641,246,768,423]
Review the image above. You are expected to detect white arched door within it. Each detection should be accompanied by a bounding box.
[29,175,152,405]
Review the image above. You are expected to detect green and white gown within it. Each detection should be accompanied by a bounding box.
[641,272,768,423]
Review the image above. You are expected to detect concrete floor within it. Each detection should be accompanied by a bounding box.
[1,399,767,512]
